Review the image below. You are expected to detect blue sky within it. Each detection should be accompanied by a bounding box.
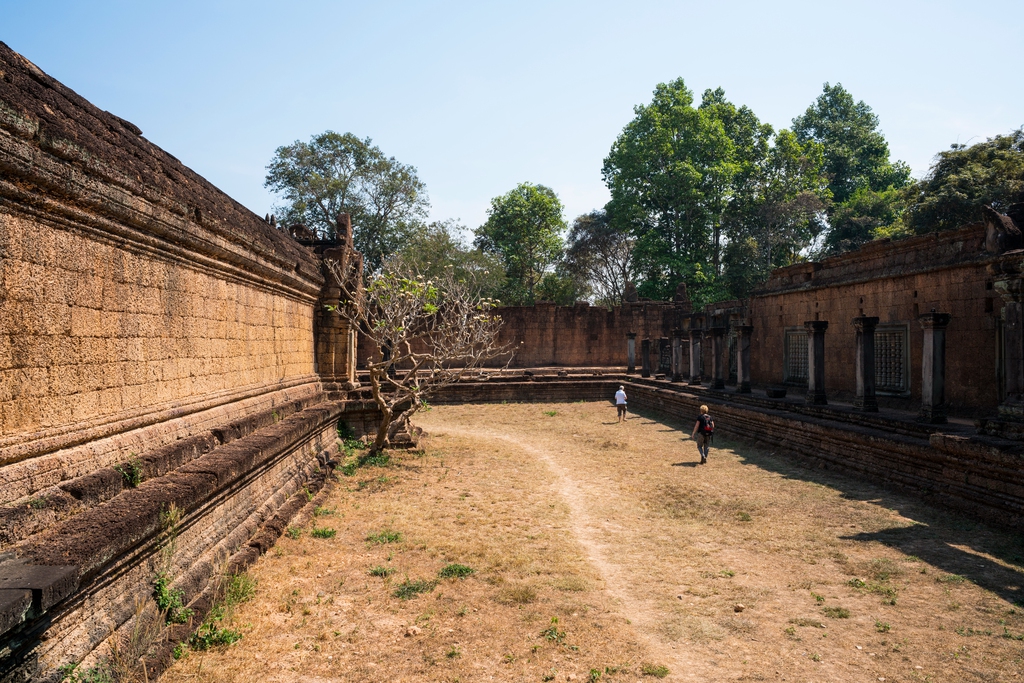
[3,1,1021,237]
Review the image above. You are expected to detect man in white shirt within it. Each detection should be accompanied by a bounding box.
[615,385,627,423]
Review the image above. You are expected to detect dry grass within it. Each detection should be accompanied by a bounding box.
[163,401,1024,682]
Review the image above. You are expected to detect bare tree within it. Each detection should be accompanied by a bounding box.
[324,256,513,453]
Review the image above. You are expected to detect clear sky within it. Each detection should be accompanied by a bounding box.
[3,0,1021,238]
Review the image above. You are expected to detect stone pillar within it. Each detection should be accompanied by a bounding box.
[804,320,829,405]
[852,316,879,412]
[641,338,651,378]
[995,278,1024,418]
[919,311,951,424]
[626,333,637,374]
[710,326,727,390]
[671,329,684,382]
[735,324,753,393]
[688,329,702,385]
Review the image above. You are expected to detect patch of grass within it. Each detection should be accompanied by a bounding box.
[359,451,391,468]
[810,653,822,662]
[956,626,993,637]
[369,565,395,578]
[876,620,891,633]
[438,563,475,579]
[553,576,589,592]
[1002,627,1024,641]
[340,462,358,477]
[26,496,48,510]
[867,558,902,581]
[366,529,402,544]
[822,606,850,619]
[313,506,336,516]
[719,569,735,578]
[789,618,825,628]
[189,620,242,650]
[311,526,336,539]
[737,511,752,522]
[543,410,557,417]
[847,577,898,603]
[640,663,670,678]
[114,457,143,488]
[446,645,461,659]
[58,662,114,683]
[938,573,968,584]
[811,591,825,603]
[589,668,602,682]
[225,573,256,606]
[496,583,537,604]
[285,526,302,540]
[393,579,436,600]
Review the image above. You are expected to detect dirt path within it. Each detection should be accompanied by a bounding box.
[164,402,1024,683]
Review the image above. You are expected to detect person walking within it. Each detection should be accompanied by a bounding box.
[691,404,714,464]
[614,385,628,423]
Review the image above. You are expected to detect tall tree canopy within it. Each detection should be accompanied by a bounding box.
[603,81,829,303]
[396,219,506,300]
[792,83,911,254]
[603,79,735,302]
[473,183,567,305]
[902,128,1024,234]
[265,131,429,270]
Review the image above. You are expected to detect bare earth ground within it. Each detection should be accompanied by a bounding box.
[164,402,1024,682]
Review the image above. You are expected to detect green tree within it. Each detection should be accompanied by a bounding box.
[792,83,911,253]
[902,128,1024,234]
[396,219,506,299]
[603,79,736,302]
[473,183,567,305]
[265,131,429,270]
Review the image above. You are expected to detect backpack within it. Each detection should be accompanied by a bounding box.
[699,414,715,435]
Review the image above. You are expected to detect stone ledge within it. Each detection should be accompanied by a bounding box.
[0,589,31,636]
[0,400,343,640]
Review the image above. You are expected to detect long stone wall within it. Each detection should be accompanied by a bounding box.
[0,43,350,681]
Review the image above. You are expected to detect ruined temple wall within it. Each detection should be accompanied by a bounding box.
[745,225,1005,412]
[356,301,686,369]
[0,43,347,679]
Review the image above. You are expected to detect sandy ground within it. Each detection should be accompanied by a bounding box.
[163,402,1024,682]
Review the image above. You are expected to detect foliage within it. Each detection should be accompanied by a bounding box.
[324,256,513,453]
[311,526,337,539]
[114,457,143,488]
[58,663,114,683]
[153,573,193,624]
[603,79,736,302]
[604,81,830,301]
[188,619,242,650]
[366,529,402,544]
[396,219,507,299]
[265,131,429,270]
[563,209,634,305]
[902,127,1024,234]
[792,83,911,254]
[393,578,437,599]
[225,573,256,606]
[369,565,395,577]
[438,563,475,579]
[474,182,567,305]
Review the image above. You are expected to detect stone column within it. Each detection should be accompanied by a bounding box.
[995,278,1024,418]
[735,324,753,393]
[804,320,829,405]
[688,329,703,385]
[671,329,684,382]
[852,316,879,412]
[710,326,727,390]
[919,311,952,424]
[641,338,651,378]
[626,333,637,374]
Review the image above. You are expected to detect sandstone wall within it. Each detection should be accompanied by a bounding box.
[745,225,1007,414]
[0,42,346,681]
[356,300,688,370]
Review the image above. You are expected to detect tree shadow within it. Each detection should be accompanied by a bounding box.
[710,434,1024,606]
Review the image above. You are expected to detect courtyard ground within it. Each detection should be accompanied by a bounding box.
[163,401,1024,682]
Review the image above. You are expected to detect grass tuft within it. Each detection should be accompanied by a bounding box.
[393,579,436,600]
[822,606,850,619]
[438,563,475,579]
[366,529,402,544]
[311,526,336,539]
[368,565,395,578]
[641,663,670,677]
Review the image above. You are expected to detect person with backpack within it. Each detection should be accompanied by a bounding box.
[691,404,714,464]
